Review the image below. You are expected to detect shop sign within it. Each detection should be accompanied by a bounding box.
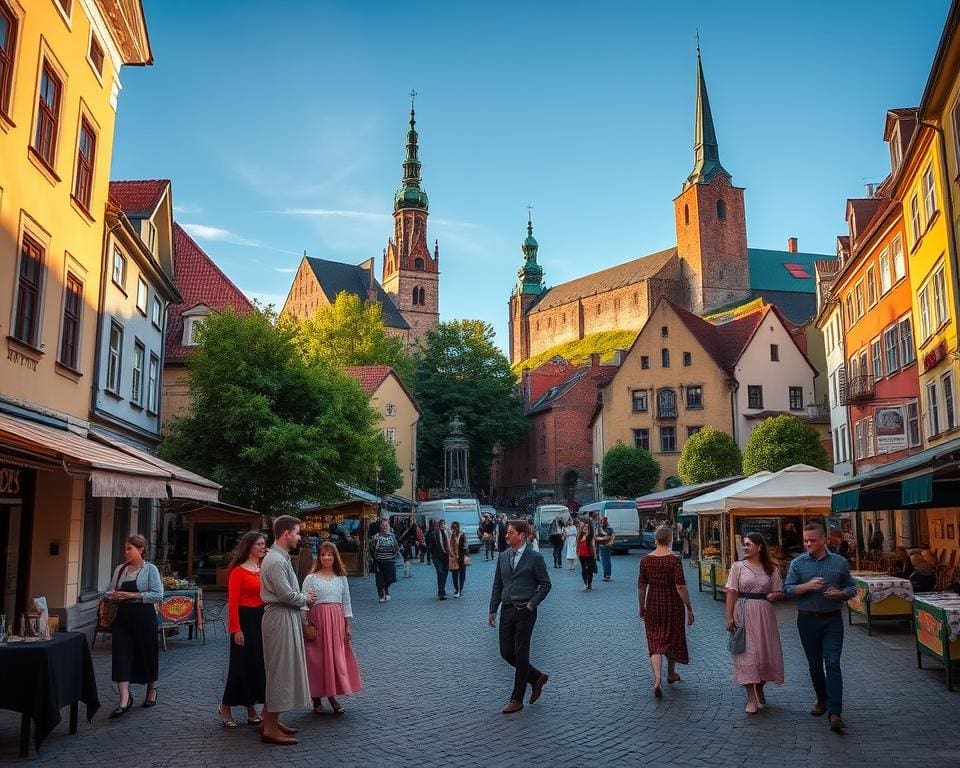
[0,466,22,497]
[916,609,943,655]
[923,341,948,372]
[158,595,196,626]
[875,406,907,452]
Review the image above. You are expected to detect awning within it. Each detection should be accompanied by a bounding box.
[901,473,933,506]
[636,476,745,511]
[831,488,860,513]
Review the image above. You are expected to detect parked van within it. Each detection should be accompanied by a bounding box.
[579,499,641,552]
[418,498,482,552]
[534,504,570,545]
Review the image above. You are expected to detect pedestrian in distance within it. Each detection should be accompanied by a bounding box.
[638,526,695,698]
[548,515,565,568]
[782,522,857,734]
[219,531,268,728]
[488,519,552,714]
[596,516,616,581]
[577,520,597,591]
[527,524,540,552]
[428,518,451,599]
[724,533,785,715]
[562,518,578,569]
[302,542,362,715]
[423,519,435,564]
[399,518,420,578]
[480,514,496,561]
[449,521,470,597]
[107,534,163,717]
[495,515,508,554]
[259,515,316,746]
[370,518,400,603]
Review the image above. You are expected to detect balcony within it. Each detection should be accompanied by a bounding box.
[841,374,875,405]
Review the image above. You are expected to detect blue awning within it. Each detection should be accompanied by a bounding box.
[831,488,860,513]
[901,473,933,506]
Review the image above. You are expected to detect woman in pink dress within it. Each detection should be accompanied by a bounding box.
[724,533,785,714]
[302,542,362,715]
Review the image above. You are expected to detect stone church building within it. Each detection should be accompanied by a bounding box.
[282,101,440,348]
[508,54,824,366]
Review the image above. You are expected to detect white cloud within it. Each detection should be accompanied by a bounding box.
[274,267,297,273]
[173,202,203,215]
[181,223,262,247]
[276,208,391,222]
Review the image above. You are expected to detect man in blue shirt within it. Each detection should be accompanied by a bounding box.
[783,522,856,734]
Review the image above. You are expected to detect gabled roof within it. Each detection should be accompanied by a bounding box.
[814,259,838,276]
[305,257,409,330]
[342,365,422,415]
[526,365,616,416]
[525,247,677,314]
[108,179,169,217]
[668,298,766,374]
[166,224,254,362]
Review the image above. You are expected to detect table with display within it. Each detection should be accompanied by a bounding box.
[913,592,960,691]
[156,588,205,648]
[846,575,914,635]
[0,632,100,757]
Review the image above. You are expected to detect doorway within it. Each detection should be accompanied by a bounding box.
[0,465,35,624]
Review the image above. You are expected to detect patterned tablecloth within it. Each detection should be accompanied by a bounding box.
[854,575,914,604]
[915,592,960,642]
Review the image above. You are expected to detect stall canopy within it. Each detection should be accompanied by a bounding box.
[684,464,842,514]
[637,476,744,513]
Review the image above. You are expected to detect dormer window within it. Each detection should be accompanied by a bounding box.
[142,219,157,255]
[890,124,902,170]
[185,317,204,345]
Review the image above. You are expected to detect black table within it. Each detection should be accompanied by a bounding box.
[0,632,100,756]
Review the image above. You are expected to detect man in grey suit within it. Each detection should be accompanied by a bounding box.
[488,519,552,713]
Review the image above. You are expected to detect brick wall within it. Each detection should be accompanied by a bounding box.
[280,259,328,319]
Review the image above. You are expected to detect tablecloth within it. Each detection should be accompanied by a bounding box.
[915,592,960,642]
[855,575,914,604]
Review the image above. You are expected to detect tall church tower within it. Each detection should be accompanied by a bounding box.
[508,212,545,364]
[383,94,440,346]
[673,50,750,315]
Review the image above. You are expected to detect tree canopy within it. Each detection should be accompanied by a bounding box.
[413,320,526,493]
[159,307,400,513]
[677,427,743,485]
[601,443,661,498]
[742,414,829,475]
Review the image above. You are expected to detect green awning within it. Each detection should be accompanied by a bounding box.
[832,488,860,513]
[901,473,933,506]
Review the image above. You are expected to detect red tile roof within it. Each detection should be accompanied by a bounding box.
[165,224,254,361]
[343,365,393,395]
[668,299,766,374]
[109,179,169,216]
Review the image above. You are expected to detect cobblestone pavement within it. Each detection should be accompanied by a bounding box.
[2,552,959,767]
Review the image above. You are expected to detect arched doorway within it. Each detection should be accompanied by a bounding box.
[562,469,581,502]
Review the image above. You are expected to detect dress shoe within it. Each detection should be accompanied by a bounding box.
[501,699,523,714]
[810,700,827,716]
[109,697,135,718]
[277,722,299,735]
[261,733,298,746]
[829,714,846,733]
[529,673,549,704]
[143,690,158,708]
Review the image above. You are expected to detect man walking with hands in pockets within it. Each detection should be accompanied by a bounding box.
[488,519,551,714]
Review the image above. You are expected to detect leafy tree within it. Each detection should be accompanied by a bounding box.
[413,320,526,492]
[677,427,743,485]
[601,443,661,498]
[292,291,415,384]
[742,414,829,475]
[160,307,399,513]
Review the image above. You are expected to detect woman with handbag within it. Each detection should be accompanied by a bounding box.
[218,531,267,728]
[448,521,470,597]
[724,533,785,714]
[107,534,163,717]
[302,542,362,715]
[576,520,596,591]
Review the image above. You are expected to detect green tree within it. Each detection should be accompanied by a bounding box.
[601,443,661,498]
[677,427,743,485]
[292,291,415,384]
[413,320,527,492]
[742,414,829,475]
[159,307,399,513]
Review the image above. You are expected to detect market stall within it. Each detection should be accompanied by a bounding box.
[300,488,380,576]
[683,465,842,601]
[913,592,960,691]
[847,575,914,634]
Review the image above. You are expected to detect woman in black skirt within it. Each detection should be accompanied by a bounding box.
[218,531,268,727]
[108,534,163,717]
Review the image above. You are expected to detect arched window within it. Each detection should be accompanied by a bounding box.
[657,388,677,418]
[418,287,426,305]
[412,287,420,305]
[717,199,727,220]
[684,204,689,225]
[412,286,425,306]
[414,257,425,271]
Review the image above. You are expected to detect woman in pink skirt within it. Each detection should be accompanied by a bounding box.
[724,533,785,714]
[302,542,362,715]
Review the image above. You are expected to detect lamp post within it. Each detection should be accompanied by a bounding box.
[594,463,601,502]
[409,463,416,500]
[375,464,381,498]
[531,478,537,514]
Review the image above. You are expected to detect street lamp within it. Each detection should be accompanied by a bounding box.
[593,463,601,502]
[531,478,537,514]
[409,463,416,500]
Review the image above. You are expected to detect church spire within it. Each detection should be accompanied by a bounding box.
[395,90,429,212]
[683,46,732,191]
[515,208,544,296]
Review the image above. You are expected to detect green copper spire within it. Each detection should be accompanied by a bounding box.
[394,90,430,212]
[515,210,544,296]
[683,47,732,191]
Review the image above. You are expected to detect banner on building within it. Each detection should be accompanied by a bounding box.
[875,406,907,452]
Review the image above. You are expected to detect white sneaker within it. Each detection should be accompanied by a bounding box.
[378,597,386,603]
[453,592,460,598]
[385,594,391,601]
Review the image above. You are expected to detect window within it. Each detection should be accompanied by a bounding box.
[112,247,126,288]
[919,284,932,340]
[640,355,649,370]
[14,235,44,346]
[661,348,670,368]
[845,295,855,327]
[866,417,875,457]
[878,250,891,293]
[866,266,877,306]
[747,385,763,409]
[88,34,104,76]
[871,338,883,380]
[59,274,82,369]
[716,199,727,220]
[147,353,159,412]
[414,257,424,271]
[131,341,144,405]
[928,380,940,436]
[944,372,956,431]
[136,277,148,315]
[854,421,864,460]
[631,390,648,412]
[682,351,692,366]
[854,281,864,318]
[849,355,859,380]
[770,343,779,362]
[683,205,689,225]
[106,322,123,393]
[789,386,804,411]
[686,385,703,409]
[883,326,899,374]
[185,317,204,345]
[892,236,905,281]
[830,371,838,408]
[142,220,157,255]
[34,63,61,167]
[73,118,96,210]
[661,326,669,338]
[633,428,650,451]
[839,424,849,463]
[933,265,948,329]
[137,499,153,547]
[922,165,937,220]
[910,194,922,241]
[385,403,396,417]
[687,426,702,438]
[80,487,101,597]
[660,426,677,453]
[0,2,16,116]
[657,389,677,418]
[899,316,915,365]
[384,427,396,445]
[907,400,921,447]
[152,297,162,329]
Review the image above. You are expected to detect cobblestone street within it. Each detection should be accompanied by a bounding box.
[2,551,958,767]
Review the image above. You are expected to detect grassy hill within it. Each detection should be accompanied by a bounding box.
[512,329,639,375]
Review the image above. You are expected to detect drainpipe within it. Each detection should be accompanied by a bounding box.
[728,378,740,446]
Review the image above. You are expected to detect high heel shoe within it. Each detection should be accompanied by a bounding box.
[109,696,135,718]
[653,684,662,699]
[218,706,238,728]
[143,690,158,708]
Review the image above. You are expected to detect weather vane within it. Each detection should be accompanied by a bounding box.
[409,89,417,110]
[527,203,534,223]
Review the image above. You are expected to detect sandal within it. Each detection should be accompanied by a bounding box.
[218,707,238,728]
[247,715,263,726]
[329,698,345,715]
[312,704,328,716]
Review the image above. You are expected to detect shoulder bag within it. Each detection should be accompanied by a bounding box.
[726,566,746,655]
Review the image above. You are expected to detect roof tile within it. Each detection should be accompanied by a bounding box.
[343,365,393,395]
[305,258,410,330]
[109,180,169,216]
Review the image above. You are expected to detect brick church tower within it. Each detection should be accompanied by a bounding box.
[383,95,440,345]
[674,51,750,315]
[508,212,545,364]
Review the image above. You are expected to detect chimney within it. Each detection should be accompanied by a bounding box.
[589,353,600,373]
[787,237,798,254]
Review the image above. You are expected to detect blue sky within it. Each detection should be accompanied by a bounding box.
[111,0,949,351]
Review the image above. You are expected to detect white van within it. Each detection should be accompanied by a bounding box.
[418,498,481,552]
[579,499,641,552]
[535,504,570,545]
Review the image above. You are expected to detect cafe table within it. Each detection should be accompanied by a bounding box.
[0,631,100,756]
[913,592,960,691]
[847,575,914,635]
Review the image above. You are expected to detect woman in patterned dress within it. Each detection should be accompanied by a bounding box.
[638,526,695,697]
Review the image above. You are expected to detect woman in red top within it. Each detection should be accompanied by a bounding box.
[576,520,597,591]
[218,531,267,727]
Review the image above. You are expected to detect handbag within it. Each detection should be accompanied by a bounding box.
[98,597,118,630]
[727,568,746,654]
[303,622,317,642]
[463,555,472,566]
